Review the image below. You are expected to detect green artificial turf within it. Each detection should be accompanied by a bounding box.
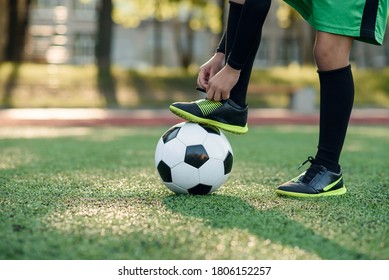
[0,125,388,260]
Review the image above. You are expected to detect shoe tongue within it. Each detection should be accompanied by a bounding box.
[302,164,325,183]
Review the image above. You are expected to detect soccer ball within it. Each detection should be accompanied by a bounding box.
[155,122,234,195]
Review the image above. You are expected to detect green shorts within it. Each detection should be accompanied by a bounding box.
[283,0,388,45]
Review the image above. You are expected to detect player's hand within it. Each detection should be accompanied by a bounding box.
[197,52,225,91]
[206,64,241,101]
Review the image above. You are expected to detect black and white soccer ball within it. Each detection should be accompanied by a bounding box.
[155,122,234,195]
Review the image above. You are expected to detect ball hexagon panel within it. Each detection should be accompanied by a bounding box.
[203,133,232,160]
[171,163,200,189]
[161,138,186,168]
[219,131,233,152]
[176,122,208,146]
[198,158,225,186]
[184,144,209,168]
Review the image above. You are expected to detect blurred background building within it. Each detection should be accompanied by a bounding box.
[1,0,388,109]
[27,0,97,64]
[25,0,389,68]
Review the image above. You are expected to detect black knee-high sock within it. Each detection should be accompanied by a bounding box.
[315,65,354,172]
[215,0,271,107]
[227,0,271,107]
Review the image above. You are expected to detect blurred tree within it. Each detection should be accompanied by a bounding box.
[0,1,9,62]
[96,0,118,107]
[1,0,31,108]
[170,0,224,70]
[113,0,223,69]
[5,0,32,62]
[153,0,164,66]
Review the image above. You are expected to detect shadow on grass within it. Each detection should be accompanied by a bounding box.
[163,194,368,260]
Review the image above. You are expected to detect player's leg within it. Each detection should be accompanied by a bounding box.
[313,32,354,172]
[276,0,388,197]
[276,32,354,197]
[170,0,271,134]
[226,0,269,108]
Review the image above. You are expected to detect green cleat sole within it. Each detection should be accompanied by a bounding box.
[170,105,248,134]
[276,186,347,198]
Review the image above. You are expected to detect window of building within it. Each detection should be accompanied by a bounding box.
[73,0,97,20]
[33,0,63,8]
[277,38,301,65]
[73,33,95,64]
[30,35,52,62]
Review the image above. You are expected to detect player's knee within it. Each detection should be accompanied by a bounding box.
[314,43,349,71]
[314,33,353,70]
[314,44,332,66]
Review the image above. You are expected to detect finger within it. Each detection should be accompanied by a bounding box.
[197,80,209,92]
[197,77,204,89]
[206,88,215,100]
[198,73,209,89]
[213,90,222,102]
[222,90,230,100]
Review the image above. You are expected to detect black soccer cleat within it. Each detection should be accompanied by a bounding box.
[169,98,248,134]
[276,156,347,198]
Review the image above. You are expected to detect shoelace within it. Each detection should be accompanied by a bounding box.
[298,156,325,183]
[298,156,315,170]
